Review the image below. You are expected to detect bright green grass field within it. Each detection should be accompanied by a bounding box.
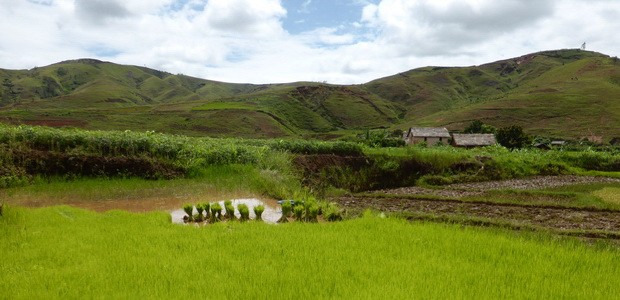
[1,206,619,299]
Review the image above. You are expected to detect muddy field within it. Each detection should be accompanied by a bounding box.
[374,175,620,198]
[333,176,620,237]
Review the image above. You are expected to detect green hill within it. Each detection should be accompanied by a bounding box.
[366,49,620,140]
[1,49,618,140]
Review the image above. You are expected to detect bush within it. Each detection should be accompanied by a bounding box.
[496,125,531,149]
[323,202,343,221]
[418,175,453,186]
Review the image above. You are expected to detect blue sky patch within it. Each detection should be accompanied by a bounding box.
[281,0,374,34]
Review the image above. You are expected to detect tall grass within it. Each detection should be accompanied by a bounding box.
[1,205,618,298]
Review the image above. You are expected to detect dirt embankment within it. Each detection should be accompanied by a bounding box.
[375,176,620,198]
[334,196,620,234]
[333,176,620,237]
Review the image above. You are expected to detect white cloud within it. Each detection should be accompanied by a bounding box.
[0,0,619,84]
[75,0,131,26]
[201,0,286,36]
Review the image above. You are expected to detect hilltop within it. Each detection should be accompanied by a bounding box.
[0,49,618,140]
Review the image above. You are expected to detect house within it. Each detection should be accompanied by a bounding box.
[403,127,451,146]
[550,140,566,147]
[451,133,497,148]
[533,142,551,150]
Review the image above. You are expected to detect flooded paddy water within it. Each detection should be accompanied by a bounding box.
[170,198,282,224]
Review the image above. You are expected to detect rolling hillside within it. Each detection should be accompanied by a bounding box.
[1,49,618,140]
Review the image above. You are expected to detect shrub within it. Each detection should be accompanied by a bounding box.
[496,125,531,149]
[238,204,250,222]
[418,175,453,186]
[253,205,265,221]
[323,202,343,222]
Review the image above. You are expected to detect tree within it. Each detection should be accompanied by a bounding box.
[496,125,531,149]
[464,120,496,134]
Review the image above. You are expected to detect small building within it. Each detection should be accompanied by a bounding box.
[533,142,551,150]
[403,127,451,146]
[451,133,497,148]
[550,140,566,147]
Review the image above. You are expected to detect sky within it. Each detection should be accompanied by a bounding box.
[1,0,619,84]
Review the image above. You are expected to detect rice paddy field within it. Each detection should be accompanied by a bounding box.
[1,205,619,299]
[1,124,620,298]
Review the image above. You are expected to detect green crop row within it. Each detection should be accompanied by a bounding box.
[1,205,618,298]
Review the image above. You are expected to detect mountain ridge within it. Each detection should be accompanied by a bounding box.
[1,49,618,140]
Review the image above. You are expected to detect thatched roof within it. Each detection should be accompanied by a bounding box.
[452,134,497,147]
[405,127,451,138]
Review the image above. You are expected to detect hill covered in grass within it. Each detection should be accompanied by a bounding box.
[0,49,618,140]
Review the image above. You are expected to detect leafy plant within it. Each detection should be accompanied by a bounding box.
[210,203,222,222]
[203,203,211,219]
[323,202,343,221]
[195,204,204,222]
[253,205,265,221]
[307,204,319,223]
[224,202,236,220]
[238,204,250,222]
[496,125,531,149]
[183,204,194,222]
[293,205,304,221]
[464,120,496,134]
[278,201,292,223]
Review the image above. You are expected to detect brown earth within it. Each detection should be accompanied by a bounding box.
[375,176,620,198]
[332,176,620,237]
[11,149,185,179]
[334,196,620,233]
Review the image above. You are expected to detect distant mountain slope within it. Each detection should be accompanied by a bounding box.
[0,59,266,108]
[364,49,620,140]
[0,49,618,140]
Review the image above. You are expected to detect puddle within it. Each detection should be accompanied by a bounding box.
[170,198,282,224]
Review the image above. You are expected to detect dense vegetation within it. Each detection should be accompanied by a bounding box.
[1,125,618,195]
[1,49,619,140]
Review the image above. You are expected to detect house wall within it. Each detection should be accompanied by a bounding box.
[406,136,449,146]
